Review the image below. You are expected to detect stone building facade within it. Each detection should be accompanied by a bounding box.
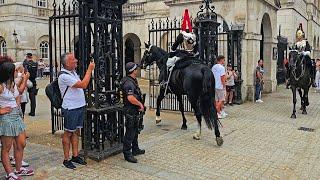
[277,0,320,58]
[0,0,69,62]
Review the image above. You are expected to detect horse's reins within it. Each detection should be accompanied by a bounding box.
[291,54,306,81]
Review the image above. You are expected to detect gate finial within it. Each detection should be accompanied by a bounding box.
[197,0,216,20]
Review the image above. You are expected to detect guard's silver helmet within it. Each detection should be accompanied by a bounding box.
[181,31,196,48]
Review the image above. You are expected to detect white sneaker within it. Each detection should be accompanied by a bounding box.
[218,113,226,119]
[10,156,29,167]
[255,99,263,103]
[221,111,228,116]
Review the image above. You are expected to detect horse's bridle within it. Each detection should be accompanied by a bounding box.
[142,48,157,69]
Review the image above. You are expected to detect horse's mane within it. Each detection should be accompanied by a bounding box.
[151,45,169,66]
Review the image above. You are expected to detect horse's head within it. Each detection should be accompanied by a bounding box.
[141,42,168,69]
[140,42,152,69]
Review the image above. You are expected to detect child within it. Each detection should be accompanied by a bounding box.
[14,63,29,119]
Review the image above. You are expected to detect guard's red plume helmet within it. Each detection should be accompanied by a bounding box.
[181,9,192,33]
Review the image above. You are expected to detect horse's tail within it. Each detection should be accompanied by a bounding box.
[200,68,218,130]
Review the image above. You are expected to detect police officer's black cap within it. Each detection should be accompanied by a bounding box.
[125,62,140,73]
[26,53,32,57]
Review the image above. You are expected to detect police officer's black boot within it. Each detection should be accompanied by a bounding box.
[132,132,145,156]
[132,149,145,156]
[124,153,137,163]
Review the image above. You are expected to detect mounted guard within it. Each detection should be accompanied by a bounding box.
[162,9,199,93]
[288,23,313,118]
[287,23,314,86]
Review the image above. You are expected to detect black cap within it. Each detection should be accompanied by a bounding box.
[125,62,139,73]
[26,53,32,57]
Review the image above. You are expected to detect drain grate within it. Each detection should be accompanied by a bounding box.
[298,127,315,132]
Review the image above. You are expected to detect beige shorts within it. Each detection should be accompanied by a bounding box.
[215,89,225,102]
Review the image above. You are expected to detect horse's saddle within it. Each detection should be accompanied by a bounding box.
[174,57,202,69]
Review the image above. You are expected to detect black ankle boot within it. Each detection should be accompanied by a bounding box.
[132,149,145,156]
[124,155,137,163]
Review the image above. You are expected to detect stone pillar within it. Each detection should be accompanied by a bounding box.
[242,33,262,101]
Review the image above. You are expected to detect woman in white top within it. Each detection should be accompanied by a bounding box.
[225,63,238,105]
[0,57,34,180]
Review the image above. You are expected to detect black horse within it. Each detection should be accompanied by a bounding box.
[141,43,223,146]
[288,50,313,118]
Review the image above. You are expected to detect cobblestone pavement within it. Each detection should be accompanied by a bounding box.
[1,78,320,179]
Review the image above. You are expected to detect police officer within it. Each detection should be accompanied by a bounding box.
[120,62,145,163]
[23,53,38,116]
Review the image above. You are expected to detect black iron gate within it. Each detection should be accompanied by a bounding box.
[277,35,288,84]
[49,0,79,134]
[49,0,127,161]
[147,2,243,111]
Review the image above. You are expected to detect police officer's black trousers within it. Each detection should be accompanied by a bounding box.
[28,86,37,115]
[123,116,139,157]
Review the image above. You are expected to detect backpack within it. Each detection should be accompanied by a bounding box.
[45,71,70,109]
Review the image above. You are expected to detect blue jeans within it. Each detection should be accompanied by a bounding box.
[255,83,261,100]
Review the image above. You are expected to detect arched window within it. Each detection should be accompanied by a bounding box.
[37,0,47,8]
[0,0,4,5]
[0,40,7,56]
[39,41,49,60]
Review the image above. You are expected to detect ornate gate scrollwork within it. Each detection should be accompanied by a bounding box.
[49,0,128,161]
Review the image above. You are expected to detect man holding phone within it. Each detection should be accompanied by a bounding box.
[23,53,38,116]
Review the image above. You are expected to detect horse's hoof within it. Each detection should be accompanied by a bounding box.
[302,110,307,115]
[193,134,200,140]
[291,114,296,119]
[156,116,161,124]
[181,125,187,130]
[216,137,224,146]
